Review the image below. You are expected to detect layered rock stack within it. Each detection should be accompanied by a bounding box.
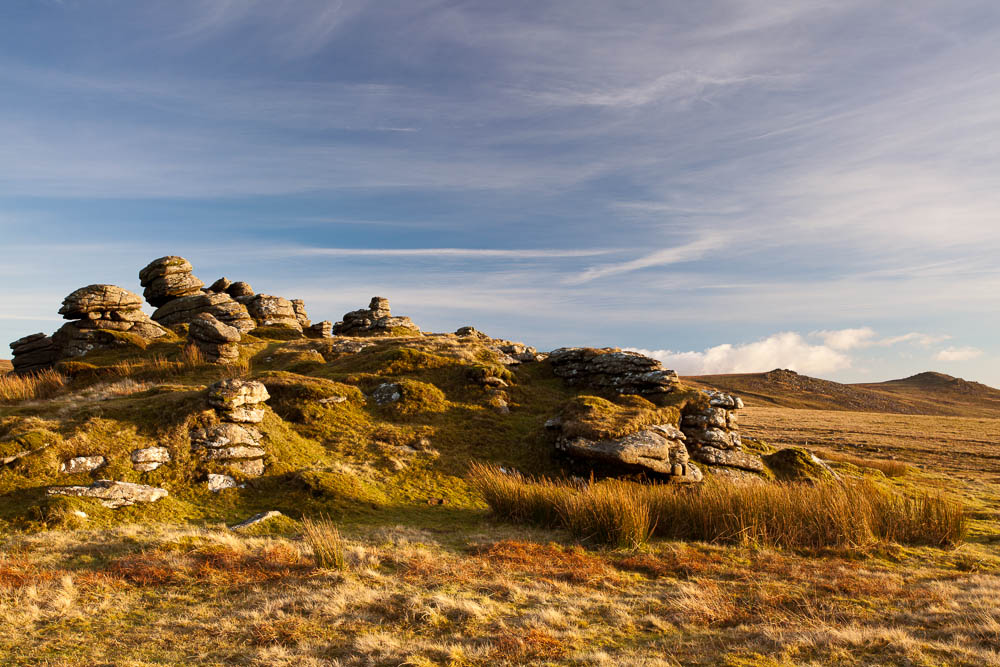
[548,347,680,395]
[9,333,60,374]
[190,379,271,477]
[291,300,310,328]
[141,257,255,333]
[680,390,764,475]
[187,313,241,364]
[139,256,204,307]
[307,321,333,338]
[332,297,421,336]
[53,285,170,358]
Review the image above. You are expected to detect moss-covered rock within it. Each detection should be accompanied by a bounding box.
[558,395,681,441]
[764,447,839,482]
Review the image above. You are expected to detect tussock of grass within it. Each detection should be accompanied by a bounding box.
[0,369,67,403]
[817,449,911,477]
[302,515,347,570]
[469,464,968,549]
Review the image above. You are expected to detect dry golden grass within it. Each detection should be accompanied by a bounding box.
[0,368,66,403]
[470,463,968,549]
[302,515,347,570]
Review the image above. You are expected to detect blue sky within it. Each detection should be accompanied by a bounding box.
[2,1,999,385]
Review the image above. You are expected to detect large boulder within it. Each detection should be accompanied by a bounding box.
[58,284,143,318]
[9,333,60,374]
[245,295,301,330]
[556,424,701,481]
[138,256,204,307]
[191,422,266,477]
[548,348,679,395]
[152,292,255,333]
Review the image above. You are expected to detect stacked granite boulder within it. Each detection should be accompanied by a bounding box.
[552,421,700,482]
[548,347,680,395]
[332,297,421,336]
[139,256,204,307]
[306,321,333,338]
[141,257,256,333]
[190,379,270,477]
[53,285,170,357]
[9,333,61,374]
[680,390,764,475]
[187,313,241,364]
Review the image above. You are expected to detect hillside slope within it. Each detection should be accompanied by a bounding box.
[683,369,1000,417]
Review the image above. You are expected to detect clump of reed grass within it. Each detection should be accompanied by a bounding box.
[468,464,968,549]
[0,368,67,403]
[302,515,347,570]
[816,449,910,477]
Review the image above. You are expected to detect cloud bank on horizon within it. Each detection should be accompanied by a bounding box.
[0,1,998,384]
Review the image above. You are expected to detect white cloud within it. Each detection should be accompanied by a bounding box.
[565,234,725,284]
[811,327,876,350]
[296,247,612,259]
[935,346,983,362]
[630,331,852,376]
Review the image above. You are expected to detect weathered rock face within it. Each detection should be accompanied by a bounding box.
[556,425,702,482]
[47,480,168,508]
[139,256,205,307]
[680,390,762,474]
[207,277,232,293]
[548,348,680,395]
[187,313,241,364]
[152,292,255,333]
[332,297,421,337]
[19,285,170,363]
[246,295,301,330]
[227,281,255,302]
[9,333,60,374]
[496,341,543,364]
[291,299,311,329]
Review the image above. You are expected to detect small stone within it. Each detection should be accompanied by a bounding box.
[371,382,402,405]
[231,510,284,532]
[130,447,171,472]
[59,455,106,475]
[207,474,237,492]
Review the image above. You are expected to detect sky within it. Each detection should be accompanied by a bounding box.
[2,1,999,385]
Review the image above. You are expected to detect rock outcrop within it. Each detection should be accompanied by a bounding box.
[131,447,171,472]
[291,299,311,328]
[555,424,702,482]
[680,390,764,474]
[152,292,255,333]
[187,313,241,364]
[9,333,60,374]
[333,297,421,336]
[245,295,302,330]
[139,256,205,307]
[49,285,169,359]
[47,480,168,508]
[59,455,106,475]
[306,321,333,338]
[548,348,680,395]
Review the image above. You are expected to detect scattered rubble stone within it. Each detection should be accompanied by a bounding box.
[333,297,421,336]
[139,256,205,307]
[47,480,168,508]
[59,455,106,475]
[130,447,171,472]
[548,347,680,395]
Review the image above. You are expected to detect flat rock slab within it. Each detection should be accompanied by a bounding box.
[231,510,284,532]
[47,480,168,508]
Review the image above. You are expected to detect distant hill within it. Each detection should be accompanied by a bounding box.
[0,359,11,375]
[682,369,1000,417]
